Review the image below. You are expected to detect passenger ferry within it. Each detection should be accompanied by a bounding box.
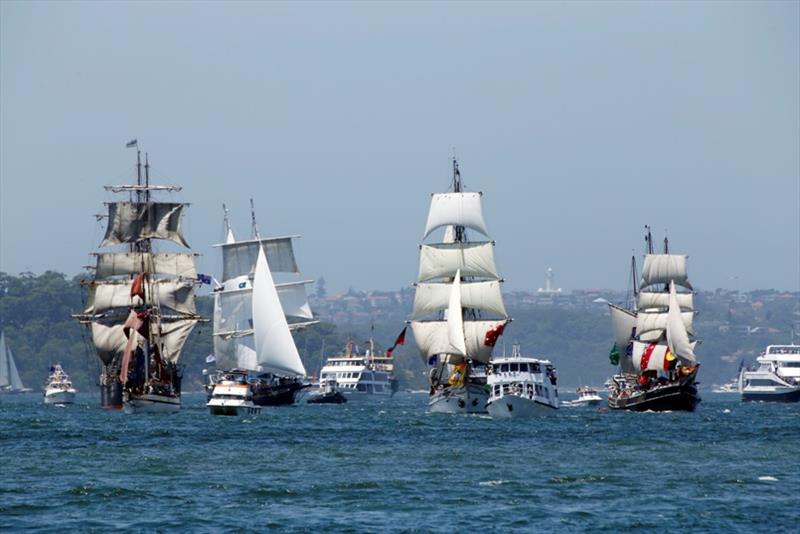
[486,345,559,418]
[318,340,398,399]
[740,344,800,403]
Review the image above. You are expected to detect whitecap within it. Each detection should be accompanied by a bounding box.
[722,409,731,414]
[758,476,778,482]
[479,480,507,486]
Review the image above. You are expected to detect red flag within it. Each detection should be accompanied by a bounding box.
[483,323,506,347]
[130,273,146,301]
[386,326,407,357]
[120,310,149,385]
[640,342,658,370]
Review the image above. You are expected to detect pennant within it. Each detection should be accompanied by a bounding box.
[126,139,138,148]
[609,344,620,366]
[130,273,146,301]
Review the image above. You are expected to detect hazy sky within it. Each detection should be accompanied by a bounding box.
[1,1,798,293]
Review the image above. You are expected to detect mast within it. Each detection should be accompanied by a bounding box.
[645,225,654,255]
[630,255,639,311]
[452,157,464,243]
[250,198,259,239]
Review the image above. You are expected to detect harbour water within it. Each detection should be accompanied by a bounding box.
[1,392,796,532]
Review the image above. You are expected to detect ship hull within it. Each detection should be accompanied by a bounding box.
[742,387,800,403]
[487,394,557,418]
[44,389,76,405]
[428,384,489,414]
[208,401,261,416]
[252,382,307,406]
[609,382,700,412]
[307,392,347,404]
[100,380,123,409]
[123,393,181,414]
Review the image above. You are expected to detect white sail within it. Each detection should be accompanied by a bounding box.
[640,254,692,290]
[442,225,456,244]
[0,332,8,387]
[631,341,673,371]
[275,281,314,320]
[213,288,253,336]
[90,323,129,365]
[637,291,693,311]
[100,202,189,247]
[159,319,196,364]
[411,319,506,364]
[413,279,507,319]
[252,244,306,377]
[84,280,197,316]
[418,242,499,282]
[94,252,197,280]
[609,304,637,374]
[446,270,468,356]
[636,309,694,339]
[666,281,697,364]
[6,345,24,390]
[220,237,299,282]
[423,192,489,239]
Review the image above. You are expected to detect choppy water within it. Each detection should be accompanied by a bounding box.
[1,392,797,532]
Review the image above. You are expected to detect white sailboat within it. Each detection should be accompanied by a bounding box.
[73,143,202,412]
[605,228,701,412]
[410,158,509,414]
[0,331,31,394]
[207,202,317,413]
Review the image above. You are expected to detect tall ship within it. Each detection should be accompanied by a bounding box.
[43,363,77,405]
[605,227,701,412]
[739,344,800,402]
[74,143,202,412]
[410,158,509,414]
[0,331,31,393]
[317,337,399,399]
[206,203,317,413]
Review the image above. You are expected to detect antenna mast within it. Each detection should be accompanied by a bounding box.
[250,198,260,239]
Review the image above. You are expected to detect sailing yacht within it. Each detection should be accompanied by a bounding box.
[73,143,202,412]
[605,227,701,412]
[410,158,509,414]
[0,331,31,394]
[206,203,317,413]
[739,345,800,402]
[43,363,77,405]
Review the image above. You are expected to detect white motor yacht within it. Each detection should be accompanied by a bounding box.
[43,363,77,405]
[486,345,559,418]
[740,345,800,403]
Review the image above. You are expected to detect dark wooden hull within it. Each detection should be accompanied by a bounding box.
[252,381,308,406]
[307,392,347,404]
[100,379,123,409]
[609,381,701,412]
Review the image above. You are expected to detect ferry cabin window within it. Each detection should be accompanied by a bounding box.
[510,363,519,372]
[494,385,500,396]
[502,384,510,394]
[531,363,541,373]
[748,379,779,387]
[499,364,509,373]
[518,363,529,373]
[784,362,800,367]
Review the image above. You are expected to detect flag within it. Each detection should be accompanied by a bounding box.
[205,354,216,364]
[126,139,138,148]
[197,273,212,285]
[483,323,506,347]
[386,326,407,357]
[609,344,620,366]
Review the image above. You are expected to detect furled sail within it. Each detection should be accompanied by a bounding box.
[84,280,197,316]
[640,254,692,290]
[412,279,507,319]
[252,245,306,377]
[94,252,197,280]
[446,270,468,356]
[411,319,507,364]
[100,202,189,247]
[666,281,697,364]
[637,291,693,311]
[220,237,299,282]
[608,304,637,374]
[417,242,499,282]
[423,192,489,239]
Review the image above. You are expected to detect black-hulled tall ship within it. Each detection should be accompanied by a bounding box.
[74,143,202,412]
[206,202,317,413]
[605,227,700,412]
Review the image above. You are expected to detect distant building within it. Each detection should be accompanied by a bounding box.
[537,267,562,295]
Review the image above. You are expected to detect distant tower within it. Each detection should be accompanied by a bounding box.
[537,267,562,295]
[316,276,327,298]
